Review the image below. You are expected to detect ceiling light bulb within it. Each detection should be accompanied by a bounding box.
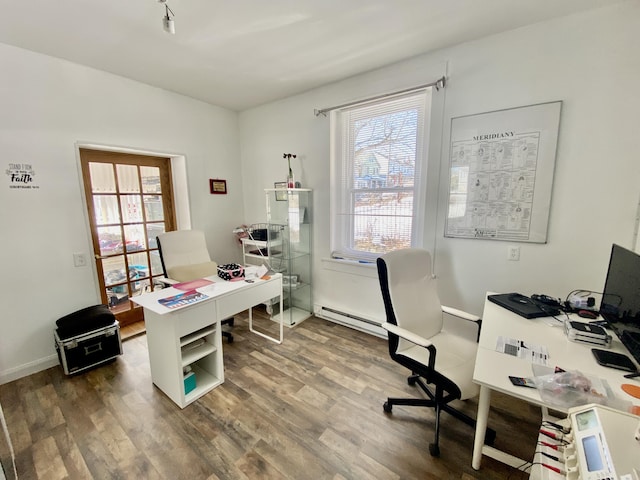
[163,14,175,34]
[158,1,175,34]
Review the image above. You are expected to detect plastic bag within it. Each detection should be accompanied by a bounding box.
[532,366,631,411]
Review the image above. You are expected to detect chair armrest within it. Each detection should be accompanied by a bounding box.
[442,305,482,341]
[381,322,433,349]
[382,322,437,370]
[441,305,480,323]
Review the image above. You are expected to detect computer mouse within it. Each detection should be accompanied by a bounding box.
[577,309,599,319]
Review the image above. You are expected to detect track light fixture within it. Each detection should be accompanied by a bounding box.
[158,0,175,34]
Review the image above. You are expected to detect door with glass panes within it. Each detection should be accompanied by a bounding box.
[79,149,176,327]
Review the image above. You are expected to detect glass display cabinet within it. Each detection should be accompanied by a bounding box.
[265,188,312,326]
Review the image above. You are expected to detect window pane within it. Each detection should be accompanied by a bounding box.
[144,195,164,221]
[117,164,140,193]
[150,250,164,276]
[98,226,123,256]
[353,192,413,253]
[141,166,161,193]
[89,162,116,193]
[353,110,417,190]
[128,253,149,280]
[131,279,151,297]
[123,224,146,251]
[103,256,126,287]
[146,223,165,249]
[93,195,120,225]
[120,195,143,223]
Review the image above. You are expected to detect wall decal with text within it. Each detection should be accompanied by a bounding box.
[6,163,39,190]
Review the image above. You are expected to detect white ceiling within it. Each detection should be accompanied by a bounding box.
[0,0,623,111]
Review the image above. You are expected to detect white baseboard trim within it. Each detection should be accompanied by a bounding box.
[314,305,386,338]
[0,355,59,385]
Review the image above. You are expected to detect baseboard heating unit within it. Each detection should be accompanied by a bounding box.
[314,305,386,338]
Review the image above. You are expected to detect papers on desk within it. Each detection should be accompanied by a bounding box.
[173,278,214,291]
[496,336,549,366]
[158,290,209,309]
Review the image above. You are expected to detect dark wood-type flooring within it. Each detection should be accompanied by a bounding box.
[0,312,542,479]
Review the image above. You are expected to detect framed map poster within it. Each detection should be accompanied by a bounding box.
[445,101,562,243]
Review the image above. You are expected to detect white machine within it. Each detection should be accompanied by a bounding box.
[563,320,612,348]
[565,404,639,479]
[534,404,640,479]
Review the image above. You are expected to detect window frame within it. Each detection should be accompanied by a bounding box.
[330,89,433,262]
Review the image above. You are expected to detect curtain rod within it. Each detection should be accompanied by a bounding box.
[314,76,446,117]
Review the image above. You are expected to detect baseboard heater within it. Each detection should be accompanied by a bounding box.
[315,306,386,338]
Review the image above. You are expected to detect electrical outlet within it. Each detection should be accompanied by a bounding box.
[73,253,88,267]
[507,246,520,261]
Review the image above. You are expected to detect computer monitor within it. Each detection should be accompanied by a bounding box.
[599,244,640,364]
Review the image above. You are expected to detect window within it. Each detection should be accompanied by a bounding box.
[330,89,432,262]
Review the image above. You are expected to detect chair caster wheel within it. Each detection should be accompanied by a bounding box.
[429,443,440,457]
[407,376,417,386]
[383,401,392,413]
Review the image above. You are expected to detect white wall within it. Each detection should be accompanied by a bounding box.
[239,2,640,323]
[2,1,639,384]
[0,43,243,383]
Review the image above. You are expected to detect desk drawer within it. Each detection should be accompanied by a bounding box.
[171,301,216,338]
[217,279,281,319]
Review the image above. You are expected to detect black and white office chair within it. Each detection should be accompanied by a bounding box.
[156,230,234,343]
[376,248,495,456]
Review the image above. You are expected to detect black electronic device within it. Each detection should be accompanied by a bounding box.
[591,348,637,373]
[531,294,562,308]
[599,244,640,366]
[488,293,561,319]
[508,376,536,388]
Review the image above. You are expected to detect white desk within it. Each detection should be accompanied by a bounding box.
[472,295,640,471]
[131,274,283,408]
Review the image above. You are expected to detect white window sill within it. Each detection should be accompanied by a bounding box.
[321,257,378,278]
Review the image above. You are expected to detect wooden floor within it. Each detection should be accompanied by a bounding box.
[120,320,146,341]
[0,312,543,480]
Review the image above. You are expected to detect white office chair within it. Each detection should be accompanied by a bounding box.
[156,230,234,342]
[376,248,495,456]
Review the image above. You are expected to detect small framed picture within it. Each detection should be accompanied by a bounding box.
[210,179,227,195]
[274,181,287,201]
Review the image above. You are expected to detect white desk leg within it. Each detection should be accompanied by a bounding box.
[472,385,491,470]
[248,283,284,344]
[278,290,283,342]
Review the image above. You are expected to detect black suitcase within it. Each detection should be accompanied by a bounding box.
[54,305,122,375]
[56,304,116,338]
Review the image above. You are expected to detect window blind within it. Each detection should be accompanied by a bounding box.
[331,90,430,262]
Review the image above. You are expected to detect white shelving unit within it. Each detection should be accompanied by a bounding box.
[241,235,283,313]
[144,300,223,408]
[241,236,282,268]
